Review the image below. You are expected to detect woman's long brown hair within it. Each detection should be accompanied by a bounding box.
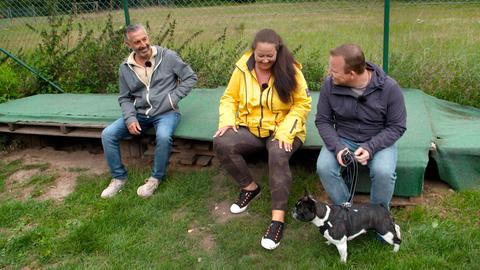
[252,28,298,103]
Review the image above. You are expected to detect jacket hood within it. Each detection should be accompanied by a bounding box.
[367,61,387,89]
[122,45,166,66]
[235,51,253,72]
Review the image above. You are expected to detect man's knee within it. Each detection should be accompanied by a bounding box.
[316,159,330,176]
[316,150,336,177]
[101,126,117,143]
[155,131,173,145]
[371,163,396,181]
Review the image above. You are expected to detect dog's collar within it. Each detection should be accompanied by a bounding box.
[311,205,331,227]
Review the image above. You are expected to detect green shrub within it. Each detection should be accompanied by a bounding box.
[0,64,22,103]
[23,15,127,94]
[12,14,480,109]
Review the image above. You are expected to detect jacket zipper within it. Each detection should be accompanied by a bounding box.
[145,51,163,116]
[255,73,268,136]
[126,48,164,118]
[259,88,264,131]
[236,65,250,124]
[168,93,179,112]
[266,87,272,110]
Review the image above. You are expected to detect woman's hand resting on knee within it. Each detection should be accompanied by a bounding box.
[273,138,292,152]
[213,125,238,137]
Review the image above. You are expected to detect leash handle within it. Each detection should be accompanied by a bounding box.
[340,149,359,206]
[341,149,355,165]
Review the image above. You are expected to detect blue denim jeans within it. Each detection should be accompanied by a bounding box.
[316,138,397,209]
[101,111,181,180]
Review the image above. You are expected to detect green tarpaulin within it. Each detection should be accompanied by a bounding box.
[0,88,479,196]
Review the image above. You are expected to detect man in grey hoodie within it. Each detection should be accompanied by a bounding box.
[101,24,197,199]
[315,44,406,210]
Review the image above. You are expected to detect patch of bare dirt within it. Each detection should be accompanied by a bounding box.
[212,200,238,224]
[211,171,229,195]
[422,178,455,206]
[210,171,249,224]
[187,220,216,252]
[2,147,108,201]
[7,169,41,186]
[4,147,107,175]
[37,170,78,201]
[421,178,456,218]
[201,234,216,251]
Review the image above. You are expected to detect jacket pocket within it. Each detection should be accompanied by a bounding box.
[168,93,180,112]
[134,96,147,109]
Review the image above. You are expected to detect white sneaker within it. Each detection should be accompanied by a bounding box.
[137,177,160,198]
[101,179,126,198]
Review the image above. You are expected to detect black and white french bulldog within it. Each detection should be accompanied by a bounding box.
[292,192,401,263]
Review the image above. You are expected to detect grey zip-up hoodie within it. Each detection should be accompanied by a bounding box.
[315,62,407,157]
[118,45,197,126]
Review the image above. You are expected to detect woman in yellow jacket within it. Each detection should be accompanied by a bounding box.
[213,29,312,250]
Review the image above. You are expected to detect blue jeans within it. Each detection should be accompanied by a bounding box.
[101,111,181,180]
[316,138,397,209]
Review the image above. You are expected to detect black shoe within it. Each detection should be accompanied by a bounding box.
[229,185,261,214]
[261,221,284,250]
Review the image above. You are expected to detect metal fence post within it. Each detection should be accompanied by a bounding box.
[123,0,130,26]
[383,0,390,74]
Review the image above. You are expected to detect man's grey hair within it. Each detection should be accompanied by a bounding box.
[124,24,147,41]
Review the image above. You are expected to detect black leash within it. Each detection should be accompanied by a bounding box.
[340,150,359,208]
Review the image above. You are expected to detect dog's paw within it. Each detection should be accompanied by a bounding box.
[325,240,332,245]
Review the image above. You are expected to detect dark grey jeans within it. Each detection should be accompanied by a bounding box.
[213,127,302,211]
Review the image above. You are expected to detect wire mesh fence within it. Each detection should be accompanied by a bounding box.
[0,0,479,107]
[1,1,387,55]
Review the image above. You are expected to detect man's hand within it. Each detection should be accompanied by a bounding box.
[213,125,237,137]
[354,147,370,165]
[276,139,293,152]
[128,121,142,135]
[336,148,349,167]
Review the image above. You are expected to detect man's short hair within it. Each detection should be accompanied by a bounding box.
[330,43,366,74]
[124,24,147,41]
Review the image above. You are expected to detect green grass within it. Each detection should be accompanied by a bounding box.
[0,162,479,269]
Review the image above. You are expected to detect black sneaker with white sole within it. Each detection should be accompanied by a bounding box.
[261,221,284,250]
[229,184,261,214]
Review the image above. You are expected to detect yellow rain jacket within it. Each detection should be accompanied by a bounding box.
[218,51,312,144]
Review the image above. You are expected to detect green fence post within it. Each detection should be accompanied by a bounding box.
[383,0,390,74]
[123,0,130,26]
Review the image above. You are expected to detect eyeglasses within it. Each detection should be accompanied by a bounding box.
[254,54,276,62]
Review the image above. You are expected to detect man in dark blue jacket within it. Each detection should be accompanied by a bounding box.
[315,43,406,209]
[100,24,197,199]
